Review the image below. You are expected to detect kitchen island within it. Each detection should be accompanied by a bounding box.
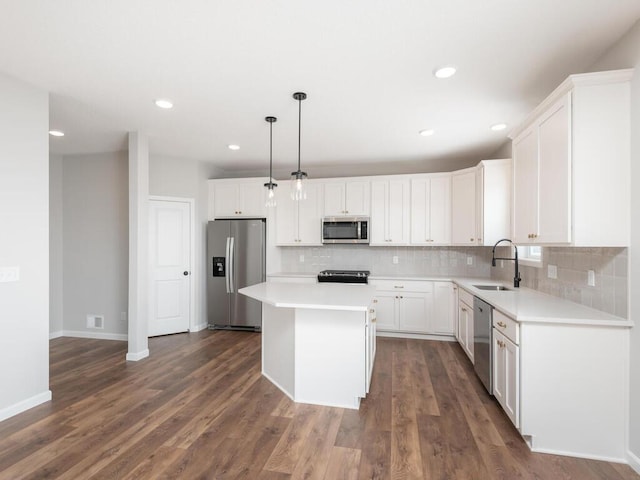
[239,281,376,409]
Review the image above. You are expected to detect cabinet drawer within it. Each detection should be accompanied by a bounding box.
[493,310,519,345]
[458,287,474,308]
[370,279,433,293]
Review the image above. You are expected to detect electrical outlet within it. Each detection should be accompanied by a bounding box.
[299,254,305,263]
[392,256,399,264]
[547,264,557,279]
[0,266,20,283]
[120,311,127,323]
[467,256,473,266]
[587,270,596,287]
[86,314,105,329]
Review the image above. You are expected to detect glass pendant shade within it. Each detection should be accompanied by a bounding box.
[263,116,278,208]
[291,92,308,201]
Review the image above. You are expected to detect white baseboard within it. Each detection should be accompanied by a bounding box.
[628,449,640,475]
[49,330,63,340]
[0,390,52,423]
[126,349,149,362]
[376,331,457,342]
[61,330,127,342]
[530,446,626,464]
[190,322,208,332]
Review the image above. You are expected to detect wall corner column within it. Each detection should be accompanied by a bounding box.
[127,132,149,361]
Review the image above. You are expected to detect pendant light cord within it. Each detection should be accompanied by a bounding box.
[269,120,273,179]
[297,96,302,172]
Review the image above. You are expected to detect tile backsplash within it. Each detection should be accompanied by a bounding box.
[279,245,629,318]
[279,245,494,277]
[490,247,628,318]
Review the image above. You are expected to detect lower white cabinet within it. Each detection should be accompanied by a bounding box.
[493,329,519,427]
[456,288,474,362]
[371,279,455,335]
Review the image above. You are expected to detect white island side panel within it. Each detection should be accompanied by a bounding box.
[262,303,295,399]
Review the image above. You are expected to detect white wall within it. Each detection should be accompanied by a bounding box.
[0,73,50,420]
[588,18,640,469]
[49,154,64,337]
[62,152,129,339]
[149,155,223,330]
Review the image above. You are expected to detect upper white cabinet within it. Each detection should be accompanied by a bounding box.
[370,179,410,245]
[410,174,451,245]
[323,180,370,217]
[476,159,512,246]
[451,169,477,245]
[510,69,632,246]
[208,178,268,219]
[275,181,323,246]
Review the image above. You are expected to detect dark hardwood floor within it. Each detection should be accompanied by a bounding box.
[0,331,638,479]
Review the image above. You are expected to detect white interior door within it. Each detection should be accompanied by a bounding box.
[148,198,192,336]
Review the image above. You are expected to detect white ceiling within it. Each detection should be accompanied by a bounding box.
[1,0,639,176]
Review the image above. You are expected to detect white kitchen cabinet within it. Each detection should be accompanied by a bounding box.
[493,328,519,428]
[432,281,455,335]
[208,178,269,219]
[370,280,433,334]
[275,181,322,245]
[451,169,477,245]
[323,180,370,217]
[410,174,451,245]
[476,159,512,246]
[510,69,632,246]
[370,179,410,245]
[366,303,377,393]
[456,288,474,363]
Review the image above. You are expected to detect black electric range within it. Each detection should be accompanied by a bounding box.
[317,269,370,284]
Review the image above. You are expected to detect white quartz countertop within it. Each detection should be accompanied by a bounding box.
[454,279,632,327]
[239,282,376,312]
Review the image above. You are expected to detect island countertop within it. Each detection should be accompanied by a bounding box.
[239,282,376,312]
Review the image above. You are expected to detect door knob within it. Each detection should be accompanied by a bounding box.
[183,271,189,276]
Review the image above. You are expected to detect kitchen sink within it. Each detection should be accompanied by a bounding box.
[473,284,511,291]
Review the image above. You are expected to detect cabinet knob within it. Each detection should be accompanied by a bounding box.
[369,309,375,313]
[497,321,507,328]
[470,238,474,242]
[373,299,378,303]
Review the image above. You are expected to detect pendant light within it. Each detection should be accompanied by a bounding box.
[263,116,278,208]
[291,92,308,201]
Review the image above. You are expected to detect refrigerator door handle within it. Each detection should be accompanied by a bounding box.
[225,237,231,293]
[229,236,235,293]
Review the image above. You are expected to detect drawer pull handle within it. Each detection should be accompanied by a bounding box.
[497,321,507,328]
[394,286,404,289]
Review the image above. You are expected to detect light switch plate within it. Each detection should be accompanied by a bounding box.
[467,256,473,266]
[587,270,596,286]
[299,255,305,263]
[547,264,557,279]
[392,256,399,264]
[0,266,20,283]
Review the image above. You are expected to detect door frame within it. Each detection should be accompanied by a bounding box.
[148,195,196,333]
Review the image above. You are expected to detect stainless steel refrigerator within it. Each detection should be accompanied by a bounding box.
[207,219,266,331]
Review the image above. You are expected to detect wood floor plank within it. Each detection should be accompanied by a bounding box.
[0,334,637,480]
[323,446,361,480]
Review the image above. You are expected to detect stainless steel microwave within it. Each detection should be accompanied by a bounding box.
[322,216,369,244]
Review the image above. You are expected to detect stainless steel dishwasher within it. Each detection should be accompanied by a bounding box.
[473,296,493,394]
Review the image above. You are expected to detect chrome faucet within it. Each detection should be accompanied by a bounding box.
[491,238,521,288]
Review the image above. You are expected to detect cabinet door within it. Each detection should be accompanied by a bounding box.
[323,182,346,216]
[429,176,451,244]
[387,180,409,244]
[297,183,322,244]
[398,291,431,333]
[457,300,474,362]
[373,293,397,330]
[493,330,519,427]
[344,181,370,216]
[213,183,239,217]
[275,188,297,245]
[512,126,538,243]
[238,182,267,217]
[369,181,387,244]
[432,282,454,335]
[538,93,571,244]
[451,171,477,245]
[410,178,429,244]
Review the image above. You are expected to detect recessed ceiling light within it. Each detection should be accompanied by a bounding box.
[433,66,457,79]
[419,129,435,137]
[49,130,65,137]
[228,144,240,151]
[155,99,173,109]
[491,123,507,131]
